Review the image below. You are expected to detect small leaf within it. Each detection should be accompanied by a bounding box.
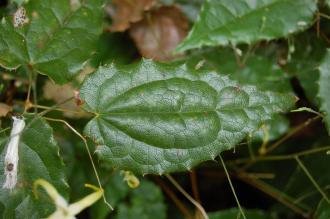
[80,59,295,174]
[0,0,103,84]
[176,0,317,51]
[318,49,330,134]
[0,116,68,218]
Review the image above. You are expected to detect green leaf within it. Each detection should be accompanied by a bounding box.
[160,0,203,21]
[80,59,295,174]
[185,48,292,93]
[326,0,330,7]
[114,180,166,219]
[185,49,291,141]
[0,0,103,84]
[208,208,273,219]
[314,199,330,219]
[176,0,317,51]
[318,49,330,134]
[286,33,328,105]
[0,116,68,218]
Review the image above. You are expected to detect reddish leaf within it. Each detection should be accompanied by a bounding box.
[129,6,189,61]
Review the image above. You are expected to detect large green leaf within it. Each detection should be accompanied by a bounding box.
[318,49,330,134]
[176,0,317,51]
[80,59,295,174]
[0,0,103,84]
[0,116,68,218]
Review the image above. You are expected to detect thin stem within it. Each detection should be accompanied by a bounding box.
[231,145,330,165]
[23,97,74,133]
[237,173,310,217]
[153,176,194,219]
[24,66,33,113]
[295,156,330,206]
[32,104,83,115]
[44,117,114,210]
[264,115,321,154]
[32,71,38,113]
[319,12,330,20]
[165,174,209,219]
[219,155,246,219]
[190,170,201,204]
[247,134,255,160]
[0,127,10,134]
[241,44,256,66]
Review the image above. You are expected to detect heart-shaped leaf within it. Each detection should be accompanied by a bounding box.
[80,60,295,174]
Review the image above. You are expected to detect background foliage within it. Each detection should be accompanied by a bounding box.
[1,0,330,218]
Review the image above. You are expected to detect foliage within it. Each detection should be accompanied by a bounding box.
[0,0,330,219]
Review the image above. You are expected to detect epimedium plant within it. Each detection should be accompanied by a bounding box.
[0,0,330,219]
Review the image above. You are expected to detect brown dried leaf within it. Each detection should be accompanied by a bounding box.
[43,81,89,119]
[129,6,189,61]
[0,103,12,117]
[108,0,156,32]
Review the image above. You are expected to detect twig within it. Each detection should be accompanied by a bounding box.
[190,170,201,203]
[237,173,310,217]
[153,176,194,219]
[219,155,246,219]
[295,156,330,206]
[264,115,321,154]
[165,174,209,219]
[44,117,114,211]
[231,145,330,165]
[32,104,84,115]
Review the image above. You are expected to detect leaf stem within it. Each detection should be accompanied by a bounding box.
[294,156,330,206]
[219,155,246,219]
[31,104,84,115]
[153,176,194,219]
[231,145,330,165]
[165,174,209,219]
[264,115,321,154]
[44,117,114,210]
[237,173,310,217]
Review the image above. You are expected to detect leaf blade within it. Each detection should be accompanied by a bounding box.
[0,0,103,84]
[81,60,295,174]
[176,0,317,51]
